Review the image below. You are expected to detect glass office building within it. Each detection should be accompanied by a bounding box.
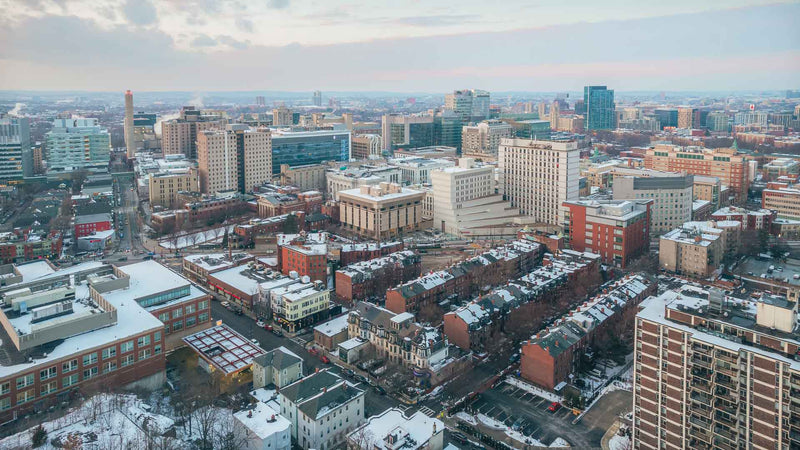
[270,129,351,174]
[434,112,462,150]
[654,109,679,129]
[583,86,615,130]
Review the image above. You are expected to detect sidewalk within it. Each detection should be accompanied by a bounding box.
[600,420,621,450]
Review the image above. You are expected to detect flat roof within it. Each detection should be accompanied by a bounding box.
[183,324,265,375]
[313,314,349,337]
[13,261,55,281]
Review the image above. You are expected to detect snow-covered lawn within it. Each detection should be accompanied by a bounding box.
[609,433,631,450]
[477,413,506,430]
[505,376,563,403]
[159,225,235,250]
[454,411,477,425]
[549,437,570,447]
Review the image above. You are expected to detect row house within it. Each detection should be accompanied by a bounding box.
[338,241,404,266]
[334,251,421,304]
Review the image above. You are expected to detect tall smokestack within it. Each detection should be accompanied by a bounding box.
[124,90,134,159]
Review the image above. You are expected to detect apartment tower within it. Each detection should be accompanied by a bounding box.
[197,129,238,194]
[124,90,135,158]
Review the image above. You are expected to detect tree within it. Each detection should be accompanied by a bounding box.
[221,229,229,248]
[213,409,252,450]
[348,427,375,450]
[282,213,299,234]
[62,433,83,450]
[31,424,47,448]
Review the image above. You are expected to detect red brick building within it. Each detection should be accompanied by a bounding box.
[0,232,63,265]
[563,199,652,268]
[443,251,601,351]
[710,206,776,231]
[516,229,564,254]
[385,240,541,314]
[256,191,323,218]
[334,250,421,304]
[233,212,307,247]
[519,274,655,389]
[74,212,112,238]
[277,232,328,283]
[338,241,405,266]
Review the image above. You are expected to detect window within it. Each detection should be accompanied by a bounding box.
[40,366,57,381]
[83,353,98,366]
[198,300,208,310]
[103,362,117,373]
[16,390,34,405]
[198,312,209,323]
[185,304,196,314]
[173,321,183,331]
[154,331,161,342]
[186,316,197,328]
[172,308,183,319]
[121,341,134,353]
[0,397,10,411]
[62,374,78,388]
[41,381,58,396]
[154,344,162,355]
[102,346,116,359]
[16,374,34,390]
[63,359,78,373]
[158,312,169,322]
[139,349,151,361]
[0,382,8,395]
[83,367,98,380]
[138,335,151,347]
[121,354,135,367]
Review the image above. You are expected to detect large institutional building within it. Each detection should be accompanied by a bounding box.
[498,138,580,226]
[338,183,425,239]
[161,106,227,158]
[634,285,800,450]
[197,129,238,194]
[45,118,111,173]
[461,120,514,160]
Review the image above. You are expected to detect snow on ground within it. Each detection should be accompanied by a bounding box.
[505,428,546,447]
[454,411,477,425]
[505,377,563,403]
[159,225,235,250]
[0,394,177,450]
[609,433,631,450]
[477,413,506,430]
[549,437,569,447]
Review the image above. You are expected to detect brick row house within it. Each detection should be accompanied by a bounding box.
[338,242,405,266]
[334,250,421,304]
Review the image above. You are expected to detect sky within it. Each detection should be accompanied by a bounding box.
[0,0,798,92]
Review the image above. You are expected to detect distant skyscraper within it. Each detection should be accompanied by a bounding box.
[444,89,490,123]
[255,96,266,107]
[231,125,272,193]
[549,100,561,130]
[0,114,31,181]
[654,108,678,129]
[677,107,696,129]
[124,90,134,158]
[313,90,322,107]
[272,106,293,127]
[161,106,227,158]
[583,85,615,130]
[46,118,110,172]
[381,114,435,152]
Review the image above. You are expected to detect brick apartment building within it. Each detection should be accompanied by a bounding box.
[232,212,307,247]
[256,191,323,218]
[0,232,63,265]
[278,233,328,283]
[633,286,800,450]
[338,241,405,266]
[74,212,112,238]
[385,240,542,314]
[444,251,601,351]
[710,206,776,231]
[563,199,652,268]
[334,250,421,304]
[520,274,655,390]
[0,263,166,424]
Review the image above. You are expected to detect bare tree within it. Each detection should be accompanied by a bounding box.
[348,426,375,450]
[213,409,253,450]
[192,406,219,450]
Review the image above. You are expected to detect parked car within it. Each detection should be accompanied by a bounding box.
[256,320,265,328]
[374,385,386,395]
[308,348,319,356]
[320,355,330,364]
[450,432,469,444]
[250,338,260,346]
[548,402,561,413]
[263,323,273,331]
[344,369,355,378]
[272,329,283,337]
[354,374,368,384]
[221,301,230,308]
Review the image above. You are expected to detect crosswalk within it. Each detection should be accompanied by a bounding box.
[419,405,437,416]
[292,336,308,346]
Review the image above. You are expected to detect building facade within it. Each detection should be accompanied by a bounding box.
[270,129,350,174]
[381,114,435,152]
[197,129,238,194]
[351,134,382,160]
[334,250,421,304]
[148,169,198,208]
[161,106,227,158]
[0,115,31,182]
[338,183,425,240]
[613,175,694,234]
[45,118,110,173]
[583,86,615,130]
[461,120,513,160]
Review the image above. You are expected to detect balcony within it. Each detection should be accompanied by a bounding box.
[689,426,712,445]
[713,425,737,443]
[692,356,712,368]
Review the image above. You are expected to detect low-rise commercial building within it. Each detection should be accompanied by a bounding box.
[182,252,254,284]
[277,233,328,283]
[270,281,331,332]
[74,212,112,238]
[313,314,349,351]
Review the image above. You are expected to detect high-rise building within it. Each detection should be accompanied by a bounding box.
[677,107,696,129]
[498,138,580,226]
[433,110,462,150]
[444,89,490,123]
[270,129,350,174]
[133,112,159,152]
[654,108,678,129]
[705,112,730,132]
[562,199,652,268]
[351,134,382,160]
[380,114,435,152]
[583,86,615,130]
[197,129,238,194]
[461,120,513,160]
[272,106,293,127]
[613,175,694,233]
[549,100,560,130]
[312,90,322,107]
[431,158,523,237]
[46,118,110,173]
[237,127,272,192]
[645,144,750,202]
[633,284,800,449]
[161,107,227,158]
[0,115,31,182]
[255,96,265,107]
[124,90,135,158]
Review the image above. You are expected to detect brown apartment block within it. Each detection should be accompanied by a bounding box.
[339,242,405,266]
[385,240,542,314]
[519,274,655,390]
[334,250,421,304]
[443,250,601,352]
[634,286,800,450]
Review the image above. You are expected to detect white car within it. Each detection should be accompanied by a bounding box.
[220,301,230,308]
[250,338,260,346]
[256,320,265,328]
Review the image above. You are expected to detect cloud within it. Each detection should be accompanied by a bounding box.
[267,0,290,10]
[190,34,218,48]
[387,14,480,27]
[235,17,254,32]
[122,0,158,26]
[217,35,250,49]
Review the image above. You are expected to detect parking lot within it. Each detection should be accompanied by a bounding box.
[464,380,607,449]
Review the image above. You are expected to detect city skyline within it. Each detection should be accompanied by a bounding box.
[0,0,798,91]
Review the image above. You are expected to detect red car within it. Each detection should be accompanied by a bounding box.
[264,324,273,331]
[548,402,561,413]
[320,355,330,364]
[308,348,319,356]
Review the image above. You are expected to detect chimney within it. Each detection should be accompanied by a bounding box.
[248,410,253,418]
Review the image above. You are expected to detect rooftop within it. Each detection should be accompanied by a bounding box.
[183,252,253,272]
[252,346,302,371]
[313,314,349,337]
[349,408,443,450]
[183,325,266,375]
[235,389,291,440]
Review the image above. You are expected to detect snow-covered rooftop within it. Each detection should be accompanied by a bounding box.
[314,314,349,337]
[349,408,443,450]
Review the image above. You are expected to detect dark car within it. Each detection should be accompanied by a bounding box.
[450,432,469,444]
[272,328,283,337]
[354,374,368,384]
[374,385,386,395]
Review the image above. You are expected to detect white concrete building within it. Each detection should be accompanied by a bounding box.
[431,158,524,236]
[347,408,444,450]
[388,157,455,185]
[613,175,694,233]
[278,370,365,450]
[461,120,513,160]
[498,138,580,226]
[326,165,402,201]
